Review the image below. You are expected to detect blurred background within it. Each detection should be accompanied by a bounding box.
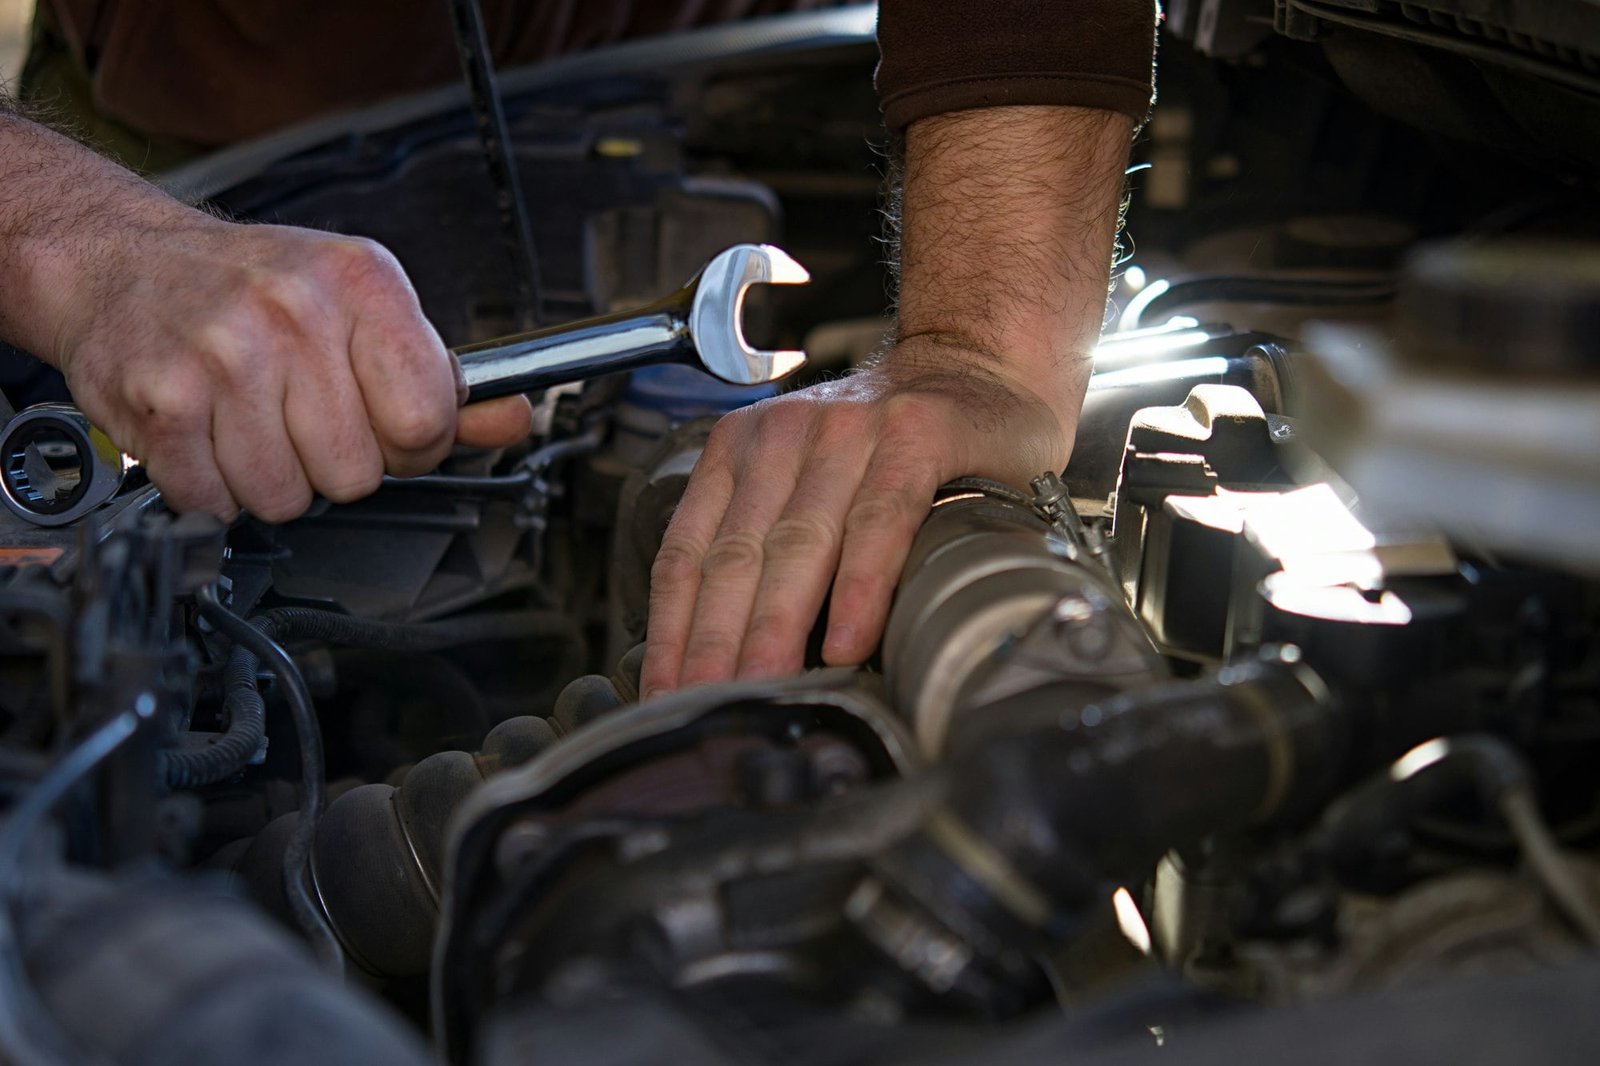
[0,0,25,88]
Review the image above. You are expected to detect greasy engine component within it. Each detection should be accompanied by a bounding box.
[0,514,435,1066]
[1108,382,1466,667]
[439,655,1352,1065]
[191,605,581,791]
[1253,733,1600,998]
[1065,325,1294,512]
[12,870,434,1066]
[881,479,1166,759]
[232,713,559,978]
[433,670,919,1061]
[5,7,1600,1066]
[1109,383,1297,661]
[861,656,1345,1001]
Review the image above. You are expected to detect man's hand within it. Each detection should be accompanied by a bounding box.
[51,214,533,521]
[0,113,531,522]
[640,105,1133,698]
[640,337,1075,695]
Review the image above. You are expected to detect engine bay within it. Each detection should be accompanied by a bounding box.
[2,6,1599,1064]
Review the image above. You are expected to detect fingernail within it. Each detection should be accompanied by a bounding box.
[822,623,854,658]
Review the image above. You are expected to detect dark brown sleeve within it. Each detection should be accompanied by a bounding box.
[875,0,1158,134]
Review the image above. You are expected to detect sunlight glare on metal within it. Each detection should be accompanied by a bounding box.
[1113,886,1152,955]
[1091,355,1230,389]
[1391,737,1452,781]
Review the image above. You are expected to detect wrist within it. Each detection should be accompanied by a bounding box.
[880,326,1092,433]
[868,332,1085,477]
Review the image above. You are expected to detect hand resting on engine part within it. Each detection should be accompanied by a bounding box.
[640,105,1135,696]
[0,109,532,523]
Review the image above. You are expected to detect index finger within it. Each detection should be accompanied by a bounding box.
[639,453,737,698]
[821,452,941,665]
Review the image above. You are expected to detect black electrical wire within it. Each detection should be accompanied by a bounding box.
[195,586,344,974]
[159,640,267,789]
[1324,734,1600,945]
[165,604,583,788]
[446,0,544,329]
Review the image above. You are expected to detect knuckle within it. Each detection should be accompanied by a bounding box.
[204,338,267,390]
[744,610,799,648]
[685,629,740,659]
[882,392,945,435]
[381,395,456,456]
[843,494,911,538]
[127,377,209,434]
[701,414,748,462]
[700,530,765,578]
[330,235,392,272]
[241,264,316,315]
[751,399,819,447]
[763,513,837,558]
[153,476,234,521]
[327,237,409,294]
[813,407,873,451]
[678,640,741,684]
[651,542,703,589]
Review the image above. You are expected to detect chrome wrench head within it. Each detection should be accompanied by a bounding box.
[687,244,811,386]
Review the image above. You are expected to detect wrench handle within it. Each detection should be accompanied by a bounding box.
[455,304,692,404]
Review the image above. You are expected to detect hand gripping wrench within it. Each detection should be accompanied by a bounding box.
[453,243,810,401]
[0,245,808,526]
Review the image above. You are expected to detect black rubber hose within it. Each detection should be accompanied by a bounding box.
[17,873,436,1066]
[876,657,1345,953]
[159,640,266,789]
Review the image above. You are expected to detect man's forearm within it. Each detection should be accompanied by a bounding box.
[891,105,1134,430]
[0,109,189,362]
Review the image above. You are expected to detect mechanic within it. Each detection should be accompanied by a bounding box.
[0,1,1155,693]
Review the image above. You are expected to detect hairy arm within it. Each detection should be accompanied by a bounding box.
[892,105,1129,435]
[0,103,529,520]
[639,104,1133,695]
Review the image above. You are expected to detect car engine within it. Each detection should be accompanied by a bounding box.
[2,5,1598,1064]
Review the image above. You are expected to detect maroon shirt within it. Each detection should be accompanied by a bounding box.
[43,0,1156,147]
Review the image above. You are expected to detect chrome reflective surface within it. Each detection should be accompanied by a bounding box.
[456,243,809,402]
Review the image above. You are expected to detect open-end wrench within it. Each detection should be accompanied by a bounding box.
[454,243,810,402]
